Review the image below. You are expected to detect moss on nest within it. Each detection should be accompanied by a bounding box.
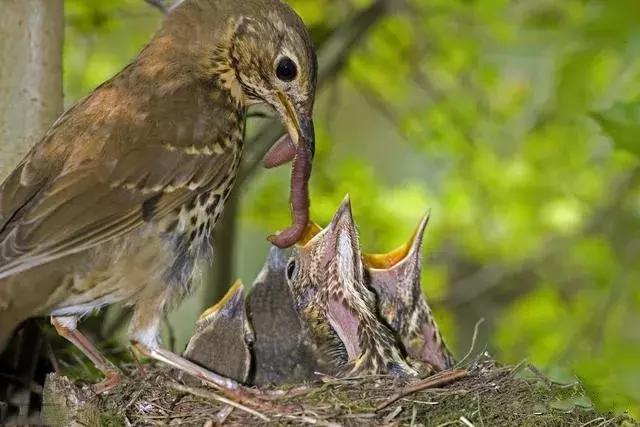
[42,358,637,426]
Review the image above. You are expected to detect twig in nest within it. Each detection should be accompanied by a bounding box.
[128,347,147,375]
[277,413,342,427]
[455,318,485,368]
[460,415,476,427]
[215,406,234,424]
[247,383,311,400]
[168,382,270,422]
[508,359,528,376]
[375,369,470,411]
[410,405,418,427]
[383,406,403,423]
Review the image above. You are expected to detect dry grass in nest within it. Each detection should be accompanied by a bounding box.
[42,356,636,426]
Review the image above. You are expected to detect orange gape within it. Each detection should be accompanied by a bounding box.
[363,234,417,269]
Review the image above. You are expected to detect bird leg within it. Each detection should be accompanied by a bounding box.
[131,342,296,411]
[51,316,123,393]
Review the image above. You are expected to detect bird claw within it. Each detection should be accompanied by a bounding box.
[91,370,124,394]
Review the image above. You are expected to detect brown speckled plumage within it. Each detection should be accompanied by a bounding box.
[0,0,317,396]
[286,197,417,377]
[365,215,455,371]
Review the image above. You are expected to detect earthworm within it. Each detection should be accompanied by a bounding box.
[263,134,296,169]
[268,141,312,248]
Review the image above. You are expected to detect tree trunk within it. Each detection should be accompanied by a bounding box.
[0,0,64,180]
[0,1,63,424]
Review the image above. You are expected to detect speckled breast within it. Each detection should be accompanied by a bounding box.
[162,131,244,290]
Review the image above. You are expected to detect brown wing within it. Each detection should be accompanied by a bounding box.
[0,144,234,279]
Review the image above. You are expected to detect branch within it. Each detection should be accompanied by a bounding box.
[375,369,470,411]
[143,0,168,14]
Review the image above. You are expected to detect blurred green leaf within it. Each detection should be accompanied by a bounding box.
[593,100,640,157]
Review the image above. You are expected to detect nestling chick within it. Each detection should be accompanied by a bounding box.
[245,246,320,385]
[183,280,253,383]
[184,206,455,384]
[364,215,456,371]
[0,0,316,399]
[286,197,417,377]
[187,246,320,386]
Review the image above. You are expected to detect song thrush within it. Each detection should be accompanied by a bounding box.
[0,0,317,398]
[364,215,456,371]
[286,197,417,377]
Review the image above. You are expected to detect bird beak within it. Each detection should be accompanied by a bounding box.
[321,195,361,268]
[363,212,430,270]
[198,279,245,322]
[265,93,315,248]
[271,92,315,161]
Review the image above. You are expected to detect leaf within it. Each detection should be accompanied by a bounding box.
[592,101,640,157]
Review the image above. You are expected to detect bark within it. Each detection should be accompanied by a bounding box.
[0,1,63,424]
[0,0,64,180]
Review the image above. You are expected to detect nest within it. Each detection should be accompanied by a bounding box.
[41,357,632,426]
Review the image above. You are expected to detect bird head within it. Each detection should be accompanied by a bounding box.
[230,9,317,158]
[156,0,317,247]
[363,214,455,370]
[363,214,431,331]
[216,0,318,247]
[286,198,420,376]
[185,280,254,382]
[286,196,364,313]
[286,196,369,368]
[169,0,317,152]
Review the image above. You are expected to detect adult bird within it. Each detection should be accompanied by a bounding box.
[0,0,317,397]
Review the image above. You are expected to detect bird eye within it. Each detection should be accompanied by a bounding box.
[276,57,298,82]
[286,259,297,280]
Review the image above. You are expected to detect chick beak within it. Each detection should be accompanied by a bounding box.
[321,195,360,267]
[323,196,365,362]
[363,211,431,270]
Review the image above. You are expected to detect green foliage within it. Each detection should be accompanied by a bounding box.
[64,0,161,103]
[594,100,640,157]
[62,0,640,417]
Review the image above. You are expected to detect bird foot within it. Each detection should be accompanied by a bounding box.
[132,342,300,412]
[129,346,148,377]
[91,370,124,394]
